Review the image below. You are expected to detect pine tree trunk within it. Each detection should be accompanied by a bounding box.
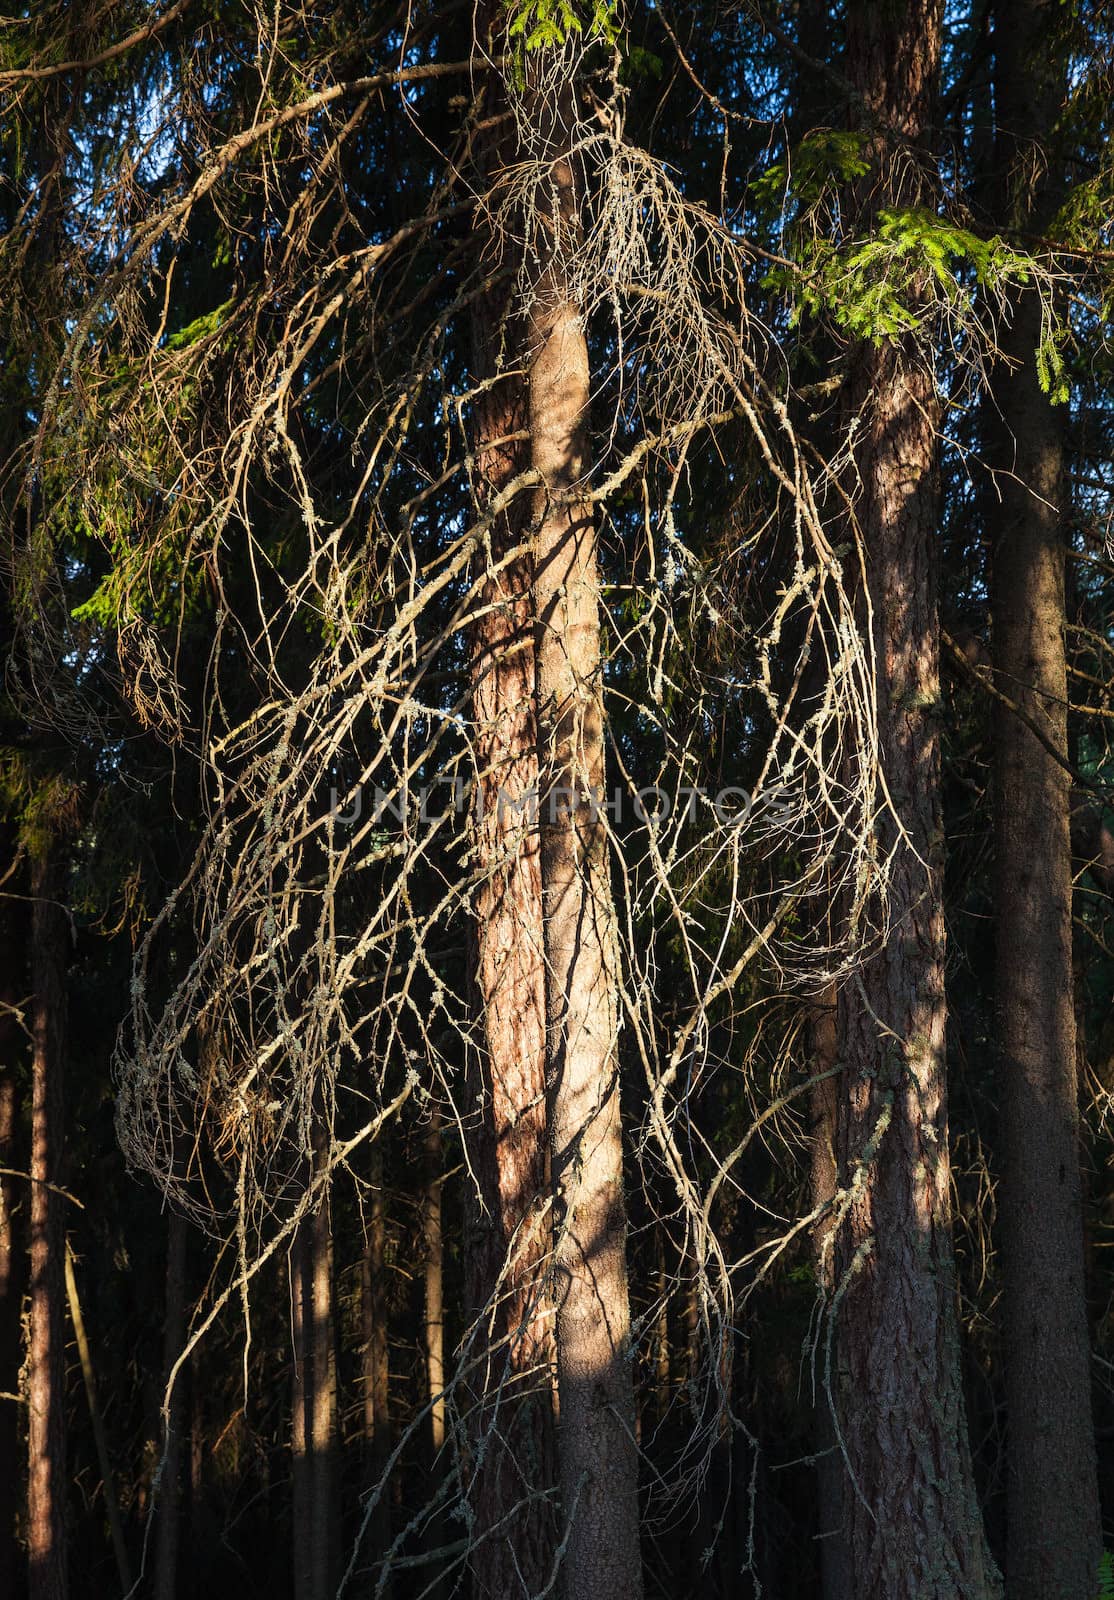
[28,849,68,1600]
[990,5,1101,1593]
[187,1346,205,1588]
[653,1235,669,1428]
[290,1142,339,1600]
[463,18,558,1594]
[527,69,642,1600]
[421,1112,447,1599]
[0,846,24,1593]
[308,1149,339,1600]
[833,5,999,1595]
[807,993,850,1600]
[0,1067,18,1579]
[291,1219,314,1600]
[360,1143,391,1579]
[155,1210,187,1600]
[422,1109,445,1460]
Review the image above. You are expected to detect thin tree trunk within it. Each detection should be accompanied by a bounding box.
[789,5,854,1577]
[807,993,850,1600]
[832,5,1000,1595]
[291,1140,339,1600]
[990,6,1101,1593]
[422,1108,445,1459]
[0,851,24,1592]
[360,1142,391,1578]
[28,848,68,1600]
[653,1235,669,1428]
[0,1069,18,1575]
[154,1209,187,1600]
[187,1344,205,1590]
[682,1267,700,1447]
[464,17,558,1594]
[527,68,642,1600]
[291,1219,314,1600]
[421,1110,447,1599]
[309,1143,339,1600]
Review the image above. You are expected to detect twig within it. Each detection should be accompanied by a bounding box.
[942,628,1114,796]
[66,1241,133,1595]
[0,1167,84,1208]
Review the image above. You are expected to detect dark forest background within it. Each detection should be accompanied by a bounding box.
[1,3,1113,1598]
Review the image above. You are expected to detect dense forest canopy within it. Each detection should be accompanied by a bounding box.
[0,2,1112,1598]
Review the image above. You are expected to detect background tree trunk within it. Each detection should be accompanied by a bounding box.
[788,6,854,1579]
[291,1219,313,1600]
[155,1210,187,1600]
[807,993,850,1600]
[990,4,1101,1593]
[527,67,642,1600]
[360,1142,391,1582]
[64,1242,131,1595]
[422,1108,445,1461]
[308,1151,339,1600]
[28,848,68,1600]
[421,1109,447,1600]
[0,843,25,1595]
[187,1345,205,1590]
[833,4,1000,1595]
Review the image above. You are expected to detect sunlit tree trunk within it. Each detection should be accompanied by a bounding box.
[308,1146,339,1600]
[420,1111,447,1598]
[833,4,1000,1595]
[990,4,1101,1593]
[0,1063,18,1575]
[422,1109,445,1460]
[28,848,68,1600]
[463,18,558,1595]
[0,835,24,1592]
[527,66,642,1600]
[291,1137,339,1600]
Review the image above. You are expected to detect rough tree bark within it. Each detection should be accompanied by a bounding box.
[833,3,1000,1595]
[28,848,68,1600]
[990,3,1101,1593]
[527,64,642,1600]
[463,17,558,1595]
